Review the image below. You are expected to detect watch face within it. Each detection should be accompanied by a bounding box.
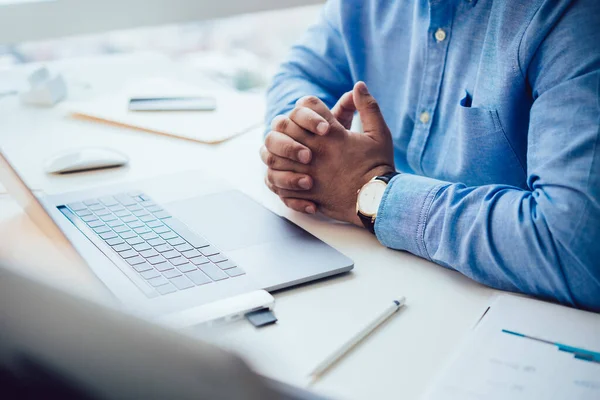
[358,180,387,216]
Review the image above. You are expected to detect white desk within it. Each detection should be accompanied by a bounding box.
[0,53,497,399]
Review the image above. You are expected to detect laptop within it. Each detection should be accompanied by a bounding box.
[0,262,329,400]
[0,149,353,320]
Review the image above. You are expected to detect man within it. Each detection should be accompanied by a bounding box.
[261,0,600,311]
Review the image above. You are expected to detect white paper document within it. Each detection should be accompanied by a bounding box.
[424,295,600,400]
[68,77,265,144]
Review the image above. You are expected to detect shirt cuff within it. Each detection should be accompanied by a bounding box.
[374,174,448,260]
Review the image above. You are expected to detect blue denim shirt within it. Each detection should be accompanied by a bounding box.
[266,0,600,311]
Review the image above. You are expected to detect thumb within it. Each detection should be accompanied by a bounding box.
[353,81,389,140]
[331,90,356,129]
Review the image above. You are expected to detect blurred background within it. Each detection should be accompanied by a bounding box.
[0,0,323,91]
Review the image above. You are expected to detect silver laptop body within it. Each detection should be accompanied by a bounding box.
[0,150,353,318]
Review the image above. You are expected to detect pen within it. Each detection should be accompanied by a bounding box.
[308,296,407,385]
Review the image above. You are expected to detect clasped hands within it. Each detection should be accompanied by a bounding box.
[260,82,395,227]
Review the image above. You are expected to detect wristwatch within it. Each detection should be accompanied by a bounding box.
[356,172,399,234]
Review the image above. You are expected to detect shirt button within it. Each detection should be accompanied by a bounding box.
[419,111,430,124]
[435,28,447,42]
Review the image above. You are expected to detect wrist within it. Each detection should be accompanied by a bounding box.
[355,166,398,232]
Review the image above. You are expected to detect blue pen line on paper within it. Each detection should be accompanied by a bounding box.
[501,329,600,364]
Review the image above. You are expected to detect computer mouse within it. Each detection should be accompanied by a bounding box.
[45,147,129,174]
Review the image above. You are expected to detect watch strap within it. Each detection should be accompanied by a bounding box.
[359,213,376,234]
[375,171,399,185]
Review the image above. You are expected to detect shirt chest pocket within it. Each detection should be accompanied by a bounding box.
[442,101,527,187]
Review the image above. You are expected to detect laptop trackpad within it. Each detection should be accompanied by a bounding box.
[166,190,302,252]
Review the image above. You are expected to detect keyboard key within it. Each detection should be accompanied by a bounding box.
[208,253,227,263]
[89,204,105,211]
[139,249,158,258]
[141,232,158,240]
[120,230,137,239]
[134,226,151,234]
[106,237,125,246]
[162,250,180,259]
[133,242,151,252]
[146,205,163,213]
[148,238,166,247]
[154,262,173,272]
[112,243,131,252]
[169,275,194,290]
[147,220,163,228]
[160,232,178,240]
[154,211,172,219]
[132,262,153,272]
[93,225,111,234]
[114,210,131,218]
[186,270,212,285]
[75,209,93,217]
[95,208,111,217]
[100,214,117,222]
[99,196,119,207]
[182,249,202,259]
[67,202,86,211]
[156,283,177,295]
[225,267,245,277]
[127,221,144,229]
[126,237,144,246]
[163,269,182,279]
[83,199,100,206]
[115,194,137,206]
[81,215,98,223]
[147,255,167,265]
[190,255,210,265]
[154,243,173,253]
[169,256,189,266]
[107,219,124,228]
[163,218,211,248]
[126,204,143,212]
[139,200,155,207]
[200,245,219,256]
[147,275,169,287]
[121,215,137,223]
[113,225,130,233]
[126,256,146,266]
[176,262,196,273]
[109,204,125,212]
[140,268,161,280]
[140,215,156,223]
[87,220,104,229]
[140,194,152,201]
[200,263,229,281]
[153,225,170,234]
[215,259,236,270]
[174,243,192,252]
[119,249,138,259]
[133,209,149,217]
[99,231,118,240]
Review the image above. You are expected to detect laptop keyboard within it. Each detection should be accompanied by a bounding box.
[64,191,245,296]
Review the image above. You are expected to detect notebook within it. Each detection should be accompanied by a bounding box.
[68,78,265,144]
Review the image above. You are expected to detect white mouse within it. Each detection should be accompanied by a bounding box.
[45,147,129,174]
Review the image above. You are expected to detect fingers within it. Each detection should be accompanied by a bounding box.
[265,128,312,164]
[259,146,309,173]
[331,91,356,129]
[289,105,330,135]
[293,95,345,133]
[266,169,313,191]
[264,176,317,214]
